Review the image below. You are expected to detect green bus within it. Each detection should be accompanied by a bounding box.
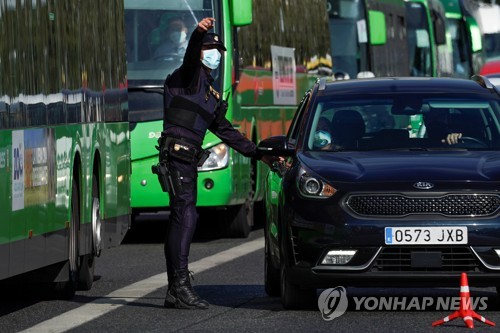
[406,0,453,77]
[0,0,130,297]
[125,0,331,237]
[439,0,486,78]
[326,0,450,78]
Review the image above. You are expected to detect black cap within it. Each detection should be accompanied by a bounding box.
[202,33,226,51]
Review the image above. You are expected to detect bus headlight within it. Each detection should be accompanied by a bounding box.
[198,143,229,171]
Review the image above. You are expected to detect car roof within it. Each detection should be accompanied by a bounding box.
[316,77,499,97]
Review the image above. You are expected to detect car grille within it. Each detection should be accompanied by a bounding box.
[372,247,479,272]
[346,194,500,217]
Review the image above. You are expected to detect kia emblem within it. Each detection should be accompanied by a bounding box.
[413,182,434,190]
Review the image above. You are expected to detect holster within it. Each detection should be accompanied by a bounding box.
[151,162,176,195]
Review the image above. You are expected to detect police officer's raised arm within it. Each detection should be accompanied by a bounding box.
[177,18,215,86]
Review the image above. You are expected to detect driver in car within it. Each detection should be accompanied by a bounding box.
[423,109,463,145]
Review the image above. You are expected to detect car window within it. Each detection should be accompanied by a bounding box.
[287,91,311,146]
[305,93,500,151]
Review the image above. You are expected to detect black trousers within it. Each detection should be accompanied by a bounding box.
[164,156,198,285]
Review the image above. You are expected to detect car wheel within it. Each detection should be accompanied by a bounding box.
[264,236,280,297]
[280,263,317,310]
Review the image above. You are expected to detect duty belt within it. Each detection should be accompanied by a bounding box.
[157,135,210,167]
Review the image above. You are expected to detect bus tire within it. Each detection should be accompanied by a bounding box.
[78,254,95,291]
[55,176,80,299]
[78,173,102,290]
[91,173,102,257]
[219,203,251,238]
[78,173,99,290]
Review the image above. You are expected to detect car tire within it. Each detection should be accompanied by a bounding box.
[280,263,317,310]
[264,236,280,297]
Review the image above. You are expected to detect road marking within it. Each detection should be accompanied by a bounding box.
[20,237,264,333]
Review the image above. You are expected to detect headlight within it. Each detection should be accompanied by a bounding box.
[297,167,336,198]
[197,143,229,171]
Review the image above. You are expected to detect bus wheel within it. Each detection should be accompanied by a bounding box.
[91,173,102,257]
[55,177,80,299]
[78,174,99,290]
[219,202,251,238]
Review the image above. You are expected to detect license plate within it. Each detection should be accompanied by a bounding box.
[384,227,467,245]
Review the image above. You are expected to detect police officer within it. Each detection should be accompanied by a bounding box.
[157,17,275,310]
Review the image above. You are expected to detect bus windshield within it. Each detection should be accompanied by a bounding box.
[124,0,215,87]
[327,0,368,79]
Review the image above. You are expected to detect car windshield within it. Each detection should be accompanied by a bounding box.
[307,93,500,151]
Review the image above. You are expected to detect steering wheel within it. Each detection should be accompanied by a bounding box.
[457,136,488,148]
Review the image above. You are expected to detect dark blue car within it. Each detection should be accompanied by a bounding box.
[258,76,500,309]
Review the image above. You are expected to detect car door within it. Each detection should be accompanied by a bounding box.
[265,90,312,257]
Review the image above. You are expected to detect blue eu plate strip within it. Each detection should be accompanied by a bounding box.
[385,228,392,244]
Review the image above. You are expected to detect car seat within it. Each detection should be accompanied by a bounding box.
[331,110,365,147]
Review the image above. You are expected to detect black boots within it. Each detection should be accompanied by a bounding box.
[164,269,209,309]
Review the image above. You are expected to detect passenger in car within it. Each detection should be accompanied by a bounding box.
[313,117,333,150]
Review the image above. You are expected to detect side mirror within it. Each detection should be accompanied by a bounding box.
[368,10,386,46]
[257,135,294,156]
[229,0,252,27]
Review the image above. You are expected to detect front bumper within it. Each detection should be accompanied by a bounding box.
[283,221,500,289]
[286,264,500,289]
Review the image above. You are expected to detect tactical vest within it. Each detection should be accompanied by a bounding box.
[163,70,219,141]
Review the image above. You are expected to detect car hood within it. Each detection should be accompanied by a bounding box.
[300,150,500,183]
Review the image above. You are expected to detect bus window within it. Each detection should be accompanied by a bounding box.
[125,1,218,124]
[447,18,472,78]
[406,2,432,77]
[124,1,214,86]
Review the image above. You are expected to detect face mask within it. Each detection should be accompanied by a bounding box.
[313,130,331,148]
[169,31,187,44]
[201,49,221,70]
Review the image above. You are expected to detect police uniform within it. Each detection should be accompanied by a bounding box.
[158,27,261,309]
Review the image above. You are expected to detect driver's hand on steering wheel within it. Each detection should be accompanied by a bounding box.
[442,132,462,145]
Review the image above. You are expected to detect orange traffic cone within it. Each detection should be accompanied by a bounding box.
[432,272,495,329]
